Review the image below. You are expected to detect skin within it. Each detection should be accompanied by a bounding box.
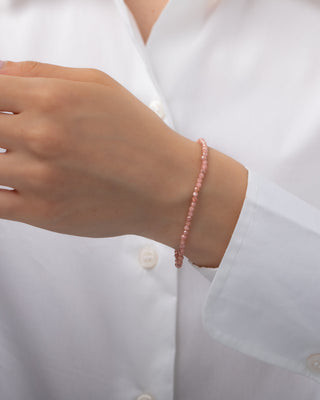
[0,1,248,268]
[124,0,170,44]
[124,0,248,267]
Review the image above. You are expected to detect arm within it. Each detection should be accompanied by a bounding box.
[153,136,320,383]
[0,60,319,383]
[143,142,248,269]
[201,169,320,383]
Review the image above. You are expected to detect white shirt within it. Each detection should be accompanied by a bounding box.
[0,0,319,399]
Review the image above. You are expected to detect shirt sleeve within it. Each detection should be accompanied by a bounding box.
[189,169,320,384]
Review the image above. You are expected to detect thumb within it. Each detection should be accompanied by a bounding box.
[0,60,113,86]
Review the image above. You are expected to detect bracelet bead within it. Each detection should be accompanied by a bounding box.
[174,138,208,269]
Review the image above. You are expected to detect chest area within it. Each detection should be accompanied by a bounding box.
[124,0,169,43]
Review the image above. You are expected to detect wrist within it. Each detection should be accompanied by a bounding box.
[184,148,248,268]
[137,131,200,249]
[141,135,248,269]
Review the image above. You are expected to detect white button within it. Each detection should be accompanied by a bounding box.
[139,245,159,269]
[136,395,154,400]
[306,354,320,375]
[149,99,166,119]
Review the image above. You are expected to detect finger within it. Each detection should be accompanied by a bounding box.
[0,74,32,113]
[0,60,115,87]
[0,112,22,150]
[0,151,34,190]
[0,188,23,221]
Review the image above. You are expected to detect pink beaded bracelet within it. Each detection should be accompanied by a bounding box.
[174,138,208,269]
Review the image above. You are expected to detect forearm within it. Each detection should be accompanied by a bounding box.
[183,147,248,268]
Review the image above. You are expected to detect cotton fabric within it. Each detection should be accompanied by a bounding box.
[0,0,319,399]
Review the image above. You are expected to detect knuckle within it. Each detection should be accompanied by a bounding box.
[20,60,41,75]
[25,162,60,190]
[26,119,64,158]
[32,79,67,112]
[25,163,49,188]
[34,190,67,225]
[0,190,20,219]
[85,68,108,85]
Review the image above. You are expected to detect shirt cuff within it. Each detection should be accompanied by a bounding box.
[200,169,320,383]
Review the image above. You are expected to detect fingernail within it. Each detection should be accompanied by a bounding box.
[0,61,6,69]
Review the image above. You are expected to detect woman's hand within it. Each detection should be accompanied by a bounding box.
[0,60,248,268]
[0,61,197,239]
